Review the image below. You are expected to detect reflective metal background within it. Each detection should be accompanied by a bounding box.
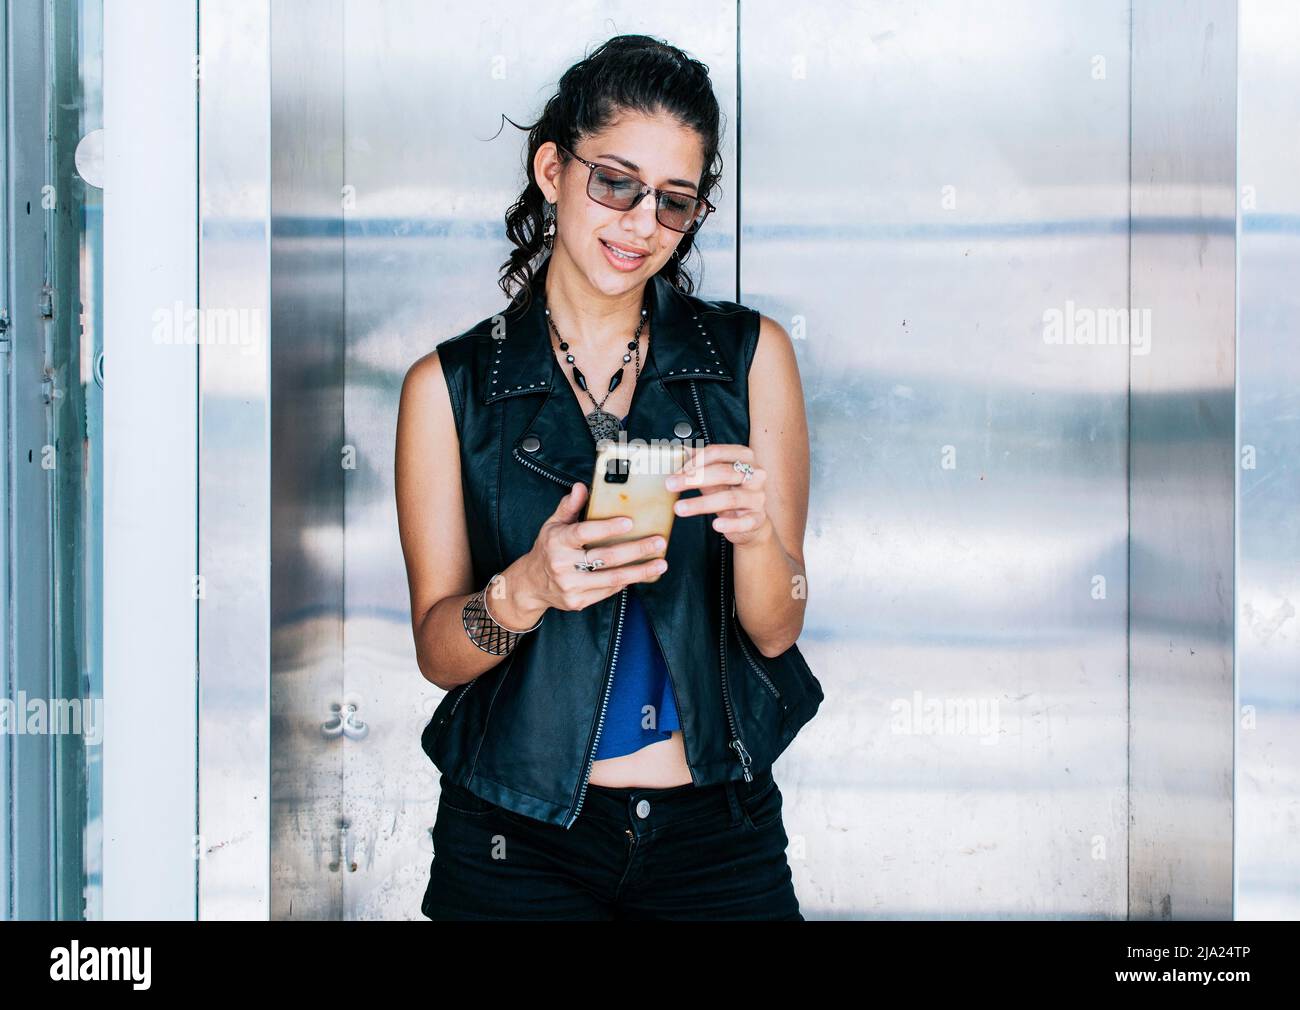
[1129,0,1236,922]
[747,0,1135,917]
[266,0,347,919]
[195,1,1259,919]
[1236,1,1300,921]
[198,0,272,918]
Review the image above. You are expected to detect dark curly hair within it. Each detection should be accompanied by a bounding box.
[497,34,725,312]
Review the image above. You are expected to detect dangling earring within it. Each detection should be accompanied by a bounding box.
[542,201,556,248]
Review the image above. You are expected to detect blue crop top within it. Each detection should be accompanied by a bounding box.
[593,414,681,759]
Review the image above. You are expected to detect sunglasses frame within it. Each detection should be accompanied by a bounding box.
[554,141,715,235]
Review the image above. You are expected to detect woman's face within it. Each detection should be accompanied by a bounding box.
[540,111,706,295]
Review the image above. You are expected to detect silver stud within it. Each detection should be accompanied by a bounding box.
[674,420,692,438]
[521,435,540,452]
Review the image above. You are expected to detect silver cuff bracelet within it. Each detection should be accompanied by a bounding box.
[461,573,543,655]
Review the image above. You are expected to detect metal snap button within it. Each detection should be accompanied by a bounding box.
[521,435,541,452]
[673,420,692,438]
[635,799,651,819]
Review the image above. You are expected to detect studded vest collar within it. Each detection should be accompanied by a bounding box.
[479,254,734,405]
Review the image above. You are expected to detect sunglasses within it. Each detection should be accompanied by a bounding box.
[555,141,715,235]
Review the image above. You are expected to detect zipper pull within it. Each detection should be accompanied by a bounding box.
[730,738,754,782]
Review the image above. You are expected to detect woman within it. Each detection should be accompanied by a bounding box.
[396,34,822,920]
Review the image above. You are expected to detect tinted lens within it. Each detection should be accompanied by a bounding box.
[587,164,706,233]
[589,165,641,208]
[657,193,705,233]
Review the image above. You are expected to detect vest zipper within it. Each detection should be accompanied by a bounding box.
[512,445,580,487]
[431,678,478,750]
[436,648,515,748]
[566,585,627,828]
[510,442,632,829]
[689,380,754,783]
[725,555,783,702]
[735,622,784,704]
[446,677,478,722]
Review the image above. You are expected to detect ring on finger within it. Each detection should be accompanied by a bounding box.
[574,549,606,573]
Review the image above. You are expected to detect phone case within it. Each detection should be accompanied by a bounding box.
[582,439,689,561]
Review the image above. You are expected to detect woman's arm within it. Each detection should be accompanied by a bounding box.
[395,350,545,690]
[731,314,811,657]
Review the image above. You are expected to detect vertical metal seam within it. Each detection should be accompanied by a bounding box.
[1229,0,1240,921]
[735,0,742,302]
[1125,0,1133,924]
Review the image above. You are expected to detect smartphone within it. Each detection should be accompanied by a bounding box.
[582,438,689,567]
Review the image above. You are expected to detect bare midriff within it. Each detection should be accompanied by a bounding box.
[588,730,694,787]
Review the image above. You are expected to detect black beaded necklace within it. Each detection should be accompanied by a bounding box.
[543,285,651,443]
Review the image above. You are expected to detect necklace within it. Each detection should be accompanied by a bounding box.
[542,287,650,443]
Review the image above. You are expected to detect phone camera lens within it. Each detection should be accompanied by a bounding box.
[603,457,629,485]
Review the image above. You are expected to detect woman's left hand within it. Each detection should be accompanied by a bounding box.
[665,443,771,547]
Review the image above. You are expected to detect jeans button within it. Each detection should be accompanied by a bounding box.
[635,799,651,819]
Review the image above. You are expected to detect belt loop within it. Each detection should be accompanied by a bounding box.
[724,778,743,826]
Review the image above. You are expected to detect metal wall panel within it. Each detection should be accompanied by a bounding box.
[742,0,1132,917]
[266,0,348,920]
[1236,0,1300,921]
[2,0,55,921]
[3,0,53,922]
[1129,0,1236,920]
[198,0,273,919]
[103,0,199,919]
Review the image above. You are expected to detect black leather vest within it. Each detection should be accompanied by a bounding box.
[422,255,823,828]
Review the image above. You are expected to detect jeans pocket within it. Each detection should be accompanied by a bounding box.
[438,776,497,817]
[738,777,782,832]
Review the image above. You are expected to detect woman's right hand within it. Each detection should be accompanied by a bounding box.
[514,481,669,615]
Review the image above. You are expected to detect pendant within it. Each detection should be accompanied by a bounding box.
[585,408,622,444]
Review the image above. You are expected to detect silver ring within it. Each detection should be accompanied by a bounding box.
[574,550,606,573]
[733,460,754,482]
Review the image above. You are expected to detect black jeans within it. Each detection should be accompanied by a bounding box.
[421,766,803,920]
